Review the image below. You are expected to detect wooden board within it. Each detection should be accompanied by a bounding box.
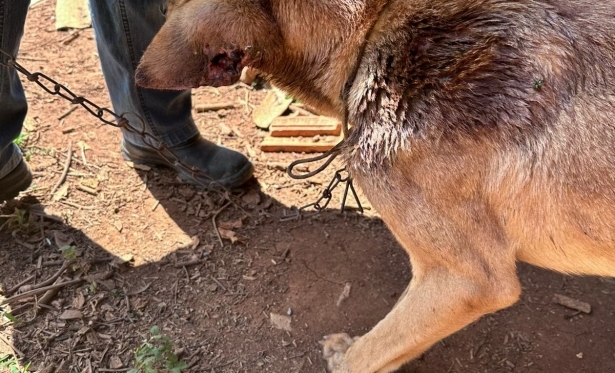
[56,0,91,30]
[269,116,341,137]
[260,135,342,153]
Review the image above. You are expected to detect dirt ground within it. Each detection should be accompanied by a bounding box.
[1,2,615,373]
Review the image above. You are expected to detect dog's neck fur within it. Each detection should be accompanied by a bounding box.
[260,0,389,118]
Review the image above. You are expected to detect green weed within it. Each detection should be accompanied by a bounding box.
[128,326,187,373]
[0,355,30,373]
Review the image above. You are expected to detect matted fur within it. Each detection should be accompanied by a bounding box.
[136,1,615,372]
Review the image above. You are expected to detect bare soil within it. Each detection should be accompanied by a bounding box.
[1,2,615,373]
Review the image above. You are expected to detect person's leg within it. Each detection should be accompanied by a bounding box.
[89,0,253,189]
[0,0,32,202]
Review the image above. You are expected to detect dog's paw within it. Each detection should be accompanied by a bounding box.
[319,333,359,372]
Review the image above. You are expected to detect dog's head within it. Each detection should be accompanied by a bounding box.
[135,0,375,117]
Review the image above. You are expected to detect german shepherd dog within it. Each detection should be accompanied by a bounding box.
[135,1,615,372]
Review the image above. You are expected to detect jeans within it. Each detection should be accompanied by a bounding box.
[0,0,198,175]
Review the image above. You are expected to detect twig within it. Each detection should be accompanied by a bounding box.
[0,278,83,305]
[20,260,74,293]
[212,201,232,247]
[29,211,64,224]
[60,201,95,210]
[0,333,25,358]
[174,260,203,268]
[195,102,235,112]
[50,140,73,197]
[76,184,98,196]
[80,143,88,166]
[209,275,228,293]
[6,275,36,296]
[35,277,64,315]
[60,31,81,46]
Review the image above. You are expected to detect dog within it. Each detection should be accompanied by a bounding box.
[135,1,615,372]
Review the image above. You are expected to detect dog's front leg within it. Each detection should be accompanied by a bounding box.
[323,262,521,373]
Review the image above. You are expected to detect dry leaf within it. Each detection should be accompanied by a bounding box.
[218,228,239,243]
[219,218,243,230]
[73,292,85,309]
[59,309,83,320]
[242,190,261,205]
[270,313,292,331]
[54,231,74,249]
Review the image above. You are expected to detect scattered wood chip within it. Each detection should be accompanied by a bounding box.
[218,122,234,136]
[109,356,123,369]
[336,282,352,307]
[52,183,69,202]
[73,292,85,309]
[125,161,152,172]
[59,309,83,320]
[270,312,292,332]
[553,294,592,314]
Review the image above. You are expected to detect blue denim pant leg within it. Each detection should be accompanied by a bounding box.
[0,0,28,177]
[89,0,198,147]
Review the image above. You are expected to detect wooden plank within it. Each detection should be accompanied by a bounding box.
[56,0,91,30]
[269,116,341,137]
[260,135,342,153]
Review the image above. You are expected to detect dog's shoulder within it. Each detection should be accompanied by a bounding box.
[346,0,615,170]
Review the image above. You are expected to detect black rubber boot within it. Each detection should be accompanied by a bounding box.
[121,134,254,190]
[0,144,32,203]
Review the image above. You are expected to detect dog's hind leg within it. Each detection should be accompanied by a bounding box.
[323,255,521,373]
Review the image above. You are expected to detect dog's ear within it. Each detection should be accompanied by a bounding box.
[136,0,280,90]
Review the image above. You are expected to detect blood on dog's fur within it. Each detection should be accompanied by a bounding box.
[136,1,615,372]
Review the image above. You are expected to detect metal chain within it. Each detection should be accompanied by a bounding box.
[0,48,228,191]
[281,167,363,221]
[0,48,363,216]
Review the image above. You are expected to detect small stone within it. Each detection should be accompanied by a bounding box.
[576,352,584,359]
[270,313,292,332]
